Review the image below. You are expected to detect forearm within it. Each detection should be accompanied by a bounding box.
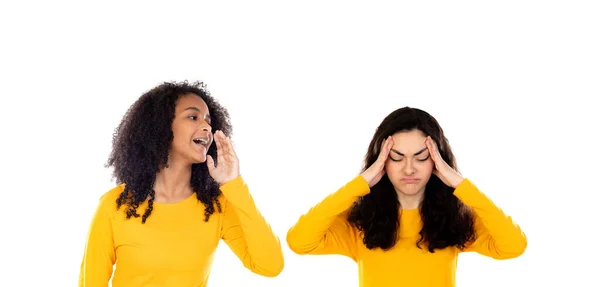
[455,179,527,257]
[286,175,370,254]
[220,176,284,277]
[79,204,116,286]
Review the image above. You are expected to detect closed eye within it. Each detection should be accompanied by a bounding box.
[389,155,403,162]
[389,155,429,162]
[417,155,430,162]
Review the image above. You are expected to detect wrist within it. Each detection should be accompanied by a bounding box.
[217,174,241,186]
[451,175,464,188]
[360,172,375,187]
[360,174,369,186]
[218,175,243,188]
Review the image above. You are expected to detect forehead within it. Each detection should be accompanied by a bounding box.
[176,93,209,113]
[390,130,427,152]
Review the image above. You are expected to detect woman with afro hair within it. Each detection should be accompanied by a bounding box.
[286,107,527,287]
[79,81,284,286]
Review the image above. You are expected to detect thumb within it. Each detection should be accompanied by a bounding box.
[376,154,388,170]
[206,155,216,172]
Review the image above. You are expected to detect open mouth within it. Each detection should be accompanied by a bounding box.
[193,137,210,147]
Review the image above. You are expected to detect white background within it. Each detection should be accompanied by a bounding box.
[1,1,599,286]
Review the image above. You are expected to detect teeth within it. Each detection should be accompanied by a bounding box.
[193,138,208,145]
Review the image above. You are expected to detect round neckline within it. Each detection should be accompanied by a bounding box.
[400,208,419,212]
[153,192,197,206]
[399,208,421,219]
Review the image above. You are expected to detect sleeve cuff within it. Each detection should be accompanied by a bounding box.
[344,175,371,197]
[453,178,476,197]
[219,175,246,193]
[452,178,491,208]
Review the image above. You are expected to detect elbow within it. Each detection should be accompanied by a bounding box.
[252,254,284,278]
[286,227,311,255]
[511,233,528,257]
[267,262,284,278]
[266,246,285,278]
[248,241,285,278]
[494,233,528,260]
[286,228,300,254]
[268,262,285,278]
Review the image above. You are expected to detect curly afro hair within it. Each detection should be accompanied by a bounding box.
[347,107,475,253]
[106,81,232,223]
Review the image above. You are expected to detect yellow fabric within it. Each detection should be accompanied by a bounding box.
[79,176,284,287]
[287,176,527,287]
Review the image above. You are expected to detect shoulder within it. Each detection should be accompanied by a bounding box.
[216,192,230,213]
[95,184,126,214]
[216,176,247,211]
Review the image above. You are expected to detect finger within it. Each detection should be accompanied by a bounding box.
[426,137,440,163]
[431,138,444,163]
[221,131,237,157]
[377,137,390,161]
[384,136,394,156]
[217,132,237,167]
[217,132,235,163]
[387,136,395,150]
[429,136,440,154]
[378,136,393,164]
[215,131,225,160]
[425,137,433,154]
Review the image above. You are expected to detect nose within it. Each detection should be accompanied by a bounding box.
[200,120,212,132]
[403,160,416,175]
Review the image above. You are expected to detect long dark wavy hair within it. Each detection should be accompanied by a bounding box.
[106,81,232,223]
[347,107,475,252]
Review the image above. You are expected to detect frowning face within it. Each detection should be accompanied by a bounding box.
[384,129,434,197]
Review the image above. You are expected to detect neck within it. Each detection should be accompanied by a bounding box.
[153,159,193,201]
[396,189,425,210]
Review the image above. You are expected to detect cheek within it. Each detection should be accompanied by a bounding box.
[173,121,194,138]
[384,161,402,179]
[419,160,434,176]
[384,160,393,172]
[171,124,193,148]
[172,129,185,143]
[171,121,182,136]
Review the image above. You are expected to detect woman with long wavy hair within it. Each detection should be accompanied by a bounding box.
[287,107,527,287]
[79,81,283,287]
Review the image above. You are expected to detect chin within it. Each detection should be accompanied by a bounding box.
[191,155,207,164]
[395,184,426,196]
[399,190,423,196]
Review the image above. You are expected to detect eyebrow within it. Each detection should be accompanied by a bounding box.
[391,147,428,156]
[185,107,201,112]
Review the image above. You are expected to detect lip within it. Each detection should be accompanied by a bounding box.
[193,142,209,157]
[400,178,420,183]
[194,132,213,143]
[192,133,213,151]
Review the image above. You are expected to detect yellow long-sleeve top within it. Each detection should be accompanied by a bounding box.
[79,176,284,287]
[287,176,527,287]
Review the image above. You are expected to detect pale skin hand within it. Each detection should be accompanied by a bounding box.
[425,136,464,188]
[361,136,395,187]
[207,130,240,185]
